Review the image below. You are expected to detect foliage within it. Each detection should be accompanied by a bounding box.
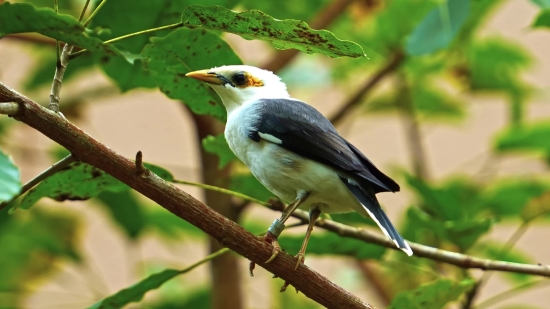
[1,0,549,308]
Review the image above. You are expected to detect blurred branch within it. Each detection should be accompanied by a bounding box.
[82,0,108,27]
[355,261,391,306]
[463,221,531,308]
[473,279,550,309]
[329,51,405,125]
[0,82,372,309]
[396,73,429,180]
[0,154,77,211]
[262,0,355,72]
[78,0,91,21]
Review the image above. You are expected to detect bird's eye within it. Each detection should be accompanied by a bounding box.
[232,72,247,86]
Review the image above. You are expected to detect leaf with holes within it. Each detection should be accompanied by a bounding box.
[0,148,21,202]
[202,134,237,168]
[0,2,121,56]
[181,5,365,58]
[388,279,474,309]
[19,162,128,209]
[142,27,242,121]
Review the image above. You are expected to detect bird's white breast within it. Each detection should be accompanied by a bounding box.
[224,101,367,215]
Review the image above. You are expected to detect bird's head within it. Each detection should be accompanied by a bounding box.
[186,65,289,112]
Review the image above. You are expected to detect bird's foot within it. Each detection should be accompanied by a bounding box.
[294,252,305,270]
[249,231,281,277]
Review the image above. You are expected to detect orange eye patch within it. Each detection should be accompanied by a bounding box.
[237,72,264,88]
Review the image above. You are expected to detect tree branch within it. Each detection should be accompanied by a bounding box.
[274,206,550,278]
[262,0,355,72]
[329,51,405,125]
[0,80,373,309]
[49,43,74,112]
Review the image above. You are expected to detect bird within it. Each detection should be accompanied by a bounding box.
[186,65,413,275]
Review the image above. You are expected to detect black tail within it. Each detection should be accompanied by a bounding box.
[340,177,413,256]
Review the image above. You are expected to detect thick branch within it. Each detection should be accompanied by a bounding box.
[276,206,550,278]
[0,81,373,309]
[262,0,354,72]
[329,51,405,125]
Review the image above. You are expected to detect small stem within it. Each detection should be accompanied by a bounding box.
[135,151,146,176]
[69,22,183,60]
[474,279,550,309]
[54,0,60,63]
[82,0,109,27]
[78,0,91,22]
[0,154,77,211]
[172,178,267,206]
[0,102,19,116]
[49,43,74,112]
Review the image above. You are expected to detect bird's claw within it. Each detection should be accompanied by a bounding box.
[249,232,281,277]
[294,253,305,270]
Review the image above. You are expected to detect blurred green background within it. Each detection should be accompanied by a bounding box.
[1,0,550,308]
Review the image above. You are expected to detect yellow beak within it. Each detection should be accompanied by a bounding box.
[185,70,224,85]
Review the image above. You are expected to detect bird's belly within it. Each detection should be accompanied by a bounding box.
[227,137,362,215]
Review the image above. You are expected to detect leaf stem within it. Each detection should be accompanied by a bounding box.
[0,154,77,211]
[473,279,550,309]
[54,0,60,63]
[69,22,183,60]
[172,178,268,206]
[78,0,91,22]
[82,0,109,27]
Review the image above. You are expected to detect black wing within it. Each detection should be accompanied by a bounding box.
[248,98,399,193]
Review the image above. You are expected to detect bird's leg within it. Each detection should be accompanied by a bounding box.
[280,207,321,292]
[249,191,310,277]
[294,207,321,270]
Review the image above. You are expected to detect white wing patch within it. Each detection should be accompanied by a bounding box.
[258,132,282,144]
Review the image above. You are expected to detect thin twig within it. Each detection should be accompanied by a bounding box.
[0,102,19,116]
[0,154,77,211]
[473,279,550,309]
[69,22,183,60]
[172,178,267,206]
[329,51,405,125]
[48,43,74,112]
[82,0,109,27]
[78,0,91,22]
[135,151,146,177]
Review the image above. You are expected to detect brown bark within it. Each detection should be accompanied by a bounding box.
[191,114,243,309]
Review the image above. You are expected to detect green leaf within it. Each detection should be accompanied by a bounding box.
[181,5,366,58]
[229,173,274,202]
[468,37,531,92]
[144,163,175,182]
[520,191,550,222]
[533,9,550,28]
[388,279,474,309]
[406,0,471,55]
[0,148,21,202]
[19,162,127,210]
[202,134,237,168]
[482,179,550,218]
[96,190,147,239]
[279,232,386,259]
[494,121,550,154]
[150,289,212,309]
[144,206,203,239]
[331,212,376,227]
[0,2,121,56]
[88,268,182,309]
[142,27,242,121]
[532,0,550,8]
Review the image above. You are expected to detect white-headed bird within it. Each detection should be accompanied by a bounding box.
[186,65,412,275]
